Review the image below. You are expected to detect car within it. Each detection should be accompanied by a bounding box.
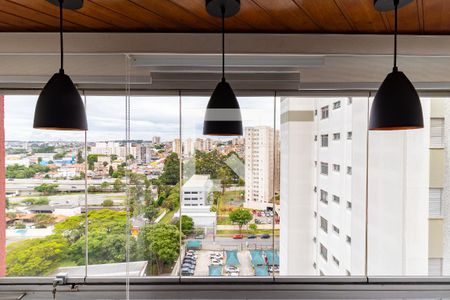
[182,263,195,270]
[260,234,270,239]
[228,271,239,276]
[232,234,244,239]
[181,269,194,276]
[247,234,257,239]
[195,234,204,239]
[183,259,196,265]
[210,259,223,266]
[225,266,240,273]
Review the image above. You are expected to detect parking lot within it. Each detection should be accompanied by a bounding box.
[193,250,255,276]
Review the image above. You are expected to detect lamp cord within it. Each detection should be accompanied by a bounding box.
[221,5,225,82]
[393,0,399,72]
[59,0,64,73]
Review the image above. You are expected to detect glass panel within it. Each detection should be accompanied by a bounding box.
[366,97,447,276]
[4,95,85,276]
[128,95,180,277]
[181,95,275,277]
[278,96,368,276]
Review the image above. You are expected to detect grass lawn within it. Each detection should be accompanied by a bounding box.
[159,209,175,224]
[220,190,244,205]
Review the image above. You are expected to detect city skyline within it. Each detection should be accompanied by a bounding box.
[5,95,276,142]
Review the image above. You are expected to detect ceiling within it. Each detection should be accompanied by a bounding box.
[0,0,448,34]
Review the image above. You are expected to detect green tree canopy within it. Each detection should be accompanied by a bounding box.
[137,224,180,274]
[6,235,69,276]
[160,153,180,185]
[34,183,59,195]
[229,208,253,233]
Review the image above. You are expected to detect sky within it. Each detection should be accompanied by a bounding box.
[5,95,278,142]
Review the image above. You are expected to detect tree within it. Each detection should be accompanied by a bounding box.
[229,208,253,233]
[137,224,180,274]
[87,154,99,170]
[32,213,56,228]
[160,153,180,185]
[113,178,124,192]
[6,164,50,179]
[103,161,109,167]
[143,205,158,222]
[108,165,114,176]
[100,181,110,191]
[77,150,84,164]
[102,199,114,207]
[181,215,194,235]
[22,197,49,205]
[249,223,257,232]
[110,154,118,161]
[34,183,59,195]
[6,235,69,276]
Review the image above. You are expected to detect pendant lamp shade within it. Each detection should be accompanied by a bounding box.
[369,70,423,130]
[369,0,423,131]
[34,70,87,130]
[203,80,243,136]
[203,0,242,136]
[33,0,87,131]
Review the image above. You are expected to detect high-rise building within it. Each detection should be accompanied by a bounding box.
[183,138,195,157]
[244,126,279,210]
[152,136,161,144]
[172,138,181,155]
[280,97,430,276]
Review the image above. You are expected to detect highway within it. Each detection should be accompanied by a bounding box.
[6,178,118,194]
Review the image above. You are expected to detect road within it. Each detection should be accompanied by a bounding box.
[193,236,279,251]
[6,178,119,194]
[9,192,126,206]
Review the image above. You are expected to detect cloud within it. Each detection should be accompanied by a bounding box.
[5,95,277,141]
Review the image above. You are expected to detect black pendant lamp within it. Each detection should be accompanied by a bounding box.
[369,0,423,131]
[33,0,87,131]
[203,0,242,136]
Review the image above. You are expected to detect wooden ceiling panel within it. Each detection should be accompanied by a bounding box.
[251,0,319,32]
[422,0,450,34]
[292,0,353,32]
[0,0,444,34]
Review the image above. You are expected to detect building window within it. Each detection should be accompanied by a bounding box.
[321,162,329,175]
[430,188,443,217]
[320,190,328,204]
[333,101,341,109]
[347,166,352,175]
[320,244,328,261]
[320,217,328,233]
[347,131,352,140]
[332,164,340,172]
[313,262,317,269]
[332,225,340,235]
[314,211,317,218]
[314,109,317,116]
[321,134,329,147]
[332,256,340,266]
[321,106,329,119]
[346,201,352,210]
[348,98,353,105]
[314,135,317,142]
[346,235,352,244]
[333,133,340,140]
[346,270,351,276]
[332,195,340,204]
[430,118,444,148]
[314,186,317,193]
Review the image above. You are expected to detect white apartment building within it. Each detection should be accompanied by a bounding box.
[280,97,430,276]
[90,142,126,158]
[244,126,278,210]
[172,138,181,155]
[176,174,216,228]
[183,138,195,157]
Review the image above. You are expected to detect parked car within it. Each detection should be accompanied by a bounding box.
[247,234,257,239]
[225,266,240,273]
[233,234,244,239]
[260,234,270,239]
[195,234,204,239]
[181,268,194,276]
